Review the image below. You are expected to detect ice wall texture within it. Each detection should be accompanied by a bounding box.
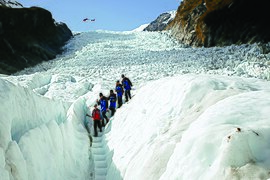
[105,75,270,180]
[0,78,91,180]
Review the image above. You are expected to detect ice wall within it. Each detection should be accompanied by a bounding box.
[0,78,91,180]
[104,74,270,180]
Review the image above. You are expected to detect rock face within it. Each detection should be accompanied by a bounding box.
[0,6,73,74]
[144,11,176,32]
[168,0,270,47]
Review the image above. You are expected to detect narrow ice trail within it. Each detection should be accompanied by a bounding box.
[92,132,108,180]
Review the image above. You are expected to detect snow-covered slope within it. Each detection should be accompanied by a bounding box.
[132,24,149,32]
[1,30,270,180]
[104,74,270,179]
[0,0,22,7]
[143,10,176,31]
[16,31,270,87]
[165,10,176,24]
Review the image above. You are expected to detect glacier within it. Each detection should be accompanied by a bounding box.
[1,30,270,179]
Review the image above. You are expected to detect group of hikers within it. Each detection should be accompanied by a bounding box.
[86,74,133,137]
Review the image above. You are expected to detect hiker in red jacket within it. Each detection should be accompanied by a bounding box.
[87,104,102,137]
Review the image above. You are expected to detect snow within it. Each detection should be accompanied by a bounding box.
[121,10,176,32]
[168,10,176,19]
[1,30,270,179]
[0,78,93,179]
[164,10,176,24]
[104,75,270,179]
[0,0,23,7]
[132,24,149,32]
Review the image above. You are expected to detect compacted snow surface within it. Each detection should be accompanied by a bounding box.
[1,30,270,180]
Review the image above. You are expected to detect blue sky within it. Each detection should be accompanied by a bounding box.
[18,0,180,32]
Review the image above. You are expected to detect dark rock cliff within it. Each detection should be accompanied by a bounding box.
[0,6,73,74]
[167,0,270,47]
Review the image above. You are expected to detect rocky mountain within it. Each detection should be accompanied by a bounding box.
[143,11,176,31]
[167,0,270,47]
[0,3,73,75]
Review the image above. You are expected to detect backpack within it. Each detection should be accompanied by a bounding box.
[92,109,101,120]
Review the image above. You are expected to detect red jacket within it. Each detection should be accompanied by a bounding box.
[92,108,101,120]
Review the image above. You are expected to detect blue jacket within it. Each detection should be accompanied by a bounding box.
[115,84,124,96]
[109,93,117,108]
[98,97,108,112]
[122,77,132,90]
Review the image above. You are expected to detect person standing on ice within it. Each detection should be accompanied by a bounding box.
[121,74,133,102]
[86,104,102,137]
[108,90,117,117]
[115,80,124,108]
[97,93,109,126]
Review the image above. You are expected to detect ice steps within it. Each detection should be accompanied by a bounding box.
[92,143,103,148]
[95,168,107,175]
[92,147,106,155]
[95,175,106,180]
[93,137,103,143]
[93,154,106,161]
[95,160,107,168]
[92,131,107,180]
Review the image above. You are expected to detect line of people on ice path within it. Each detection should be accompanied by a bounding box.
[86,74,133,137]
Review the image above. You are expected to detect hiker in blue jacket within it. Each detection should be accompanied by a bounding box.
[97,93,109,126]
[115,80,124,108]
[121,74,133,102]
[108,90,117,117]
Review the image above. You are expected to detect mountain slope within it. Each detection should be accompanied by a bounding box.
[168,0,270,47]
[0,5,73,75]
[143,11,176,31]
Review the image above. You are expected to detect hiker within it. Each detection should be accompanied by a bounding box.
[108,89,117,117]
[115,80,124,108]
[97,93,109,126]
[121,74,133,102]
[86,104,102,137]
